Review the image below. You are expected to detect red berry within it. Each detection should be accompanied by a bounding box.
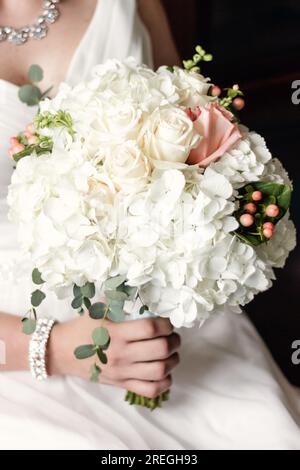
[263,228,273,239]
[232,97,245,110]
[263,222,274,230]
[240,214,254,227]
[211,85,221,97]
[265,204,280,218]
[244,202,257,214]
[252,191,263,201]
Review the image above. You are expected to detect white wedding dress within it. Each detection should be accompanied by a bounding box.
[0,0,299,450]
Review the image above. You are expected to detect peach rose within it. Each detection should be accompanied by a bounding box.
[187,103,242,167]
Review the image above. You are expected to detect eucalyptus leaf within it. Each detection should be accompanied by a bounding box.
[89,302,107,319]
[32,268,45,285]
[107,301,125,322]
[90,363,101,382]
[119,284,137,300]
[80,282,95,299]
[71,296,83,310]
[104,290,128,302]
[74,344,95,360]
[18,84,42,106]
[97,349,108,365]
[83,297,91,309]
[105,275,127,290]
[73,284,81,298]
[92,327,110,347]
[31,289,46,307]
[28,64,44,82]
[22,318,36,335]
[139,305,149,315]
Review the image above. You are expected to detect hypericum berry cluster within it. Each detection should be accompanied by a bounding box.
[239,190,280,240]
[211,84,245,113]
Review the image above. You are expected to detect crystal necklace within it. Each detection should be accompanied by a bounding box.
[0,0,60,45]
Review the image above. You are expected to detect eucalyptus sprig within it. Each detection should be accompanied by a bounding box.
[183,45,213,73]
[18,64,52,107]
[72,275,141,381]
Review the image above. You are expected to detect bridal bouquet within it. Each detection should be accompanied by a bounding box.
[8,47,296,409]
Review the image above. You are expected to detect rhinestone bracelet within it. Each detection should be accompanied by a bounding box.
[29,318,55,381]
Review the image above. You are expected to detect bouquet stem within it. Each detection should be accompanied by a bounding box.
[125,390,170,411]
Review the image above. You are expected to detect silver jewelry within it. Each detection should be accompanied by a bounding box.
[0,1,60,46]
[29,318,55,381]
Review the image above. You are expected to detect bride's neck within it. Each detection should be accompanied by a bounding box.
[0,0,47,22]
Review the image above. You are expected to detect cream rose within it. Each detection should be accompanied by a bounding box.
[103,141,151,193]
[139,107,200,163]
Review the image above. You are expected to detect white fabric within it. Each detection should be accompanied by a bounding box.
[0,0,299,450]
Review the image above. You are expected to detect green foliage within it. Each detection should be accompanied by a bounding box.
[32,268,45,285]
[34,110,75,140]
[18,84,42,106]
[90,363,101,382]
[28,64,44,82]
[125,390,170,410]
[183,45,213,73]
[139,305,149,315]
[22,318,36,335]
[74,345,96,360]
[31,289,46,308]
[92,327,110,347]
[89,302,107,319]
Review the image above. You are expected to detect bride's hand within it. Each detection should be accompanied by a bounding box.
[48,314,180,398]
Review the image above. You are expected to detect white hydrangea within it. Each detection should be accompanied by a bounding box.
[211,128,272,188]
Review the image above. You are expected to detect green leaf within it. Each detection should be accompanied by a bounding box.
[90,363,101,382]
[105,275,127,290]
[139,305,149,315]
[31,289,46,307]
[32,268,45,285]
[104,290,128,302]
[22,318,36,335]
[28,64,44,82]
[234,231,262,246]
[74,344,96,360]
[71,296,83,310]
[253,182,292,213]
[89,302,107,319]
[102,337,111,351]
[73,284,81,298]
[80,282,95,299]
[18,84,42,106]
[97,349,108,365]
[107,301,125,322]
[83,297,91,309]
[118,284,137,300]
[92,327,110,347]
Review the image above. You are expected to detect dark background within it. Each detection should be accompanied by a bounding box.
[164,0,300,386]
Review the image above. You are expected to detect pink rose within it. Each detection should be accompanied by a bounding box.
[187,103,242,167]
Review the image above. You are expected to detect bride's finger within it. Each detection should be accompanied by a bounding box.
[126,332,181,362]
[122,375,172,399]
[123,353,180,381]
[116,317,173,342]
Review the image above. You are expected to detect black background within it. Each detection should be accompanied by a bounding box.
[164,0,300,386]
